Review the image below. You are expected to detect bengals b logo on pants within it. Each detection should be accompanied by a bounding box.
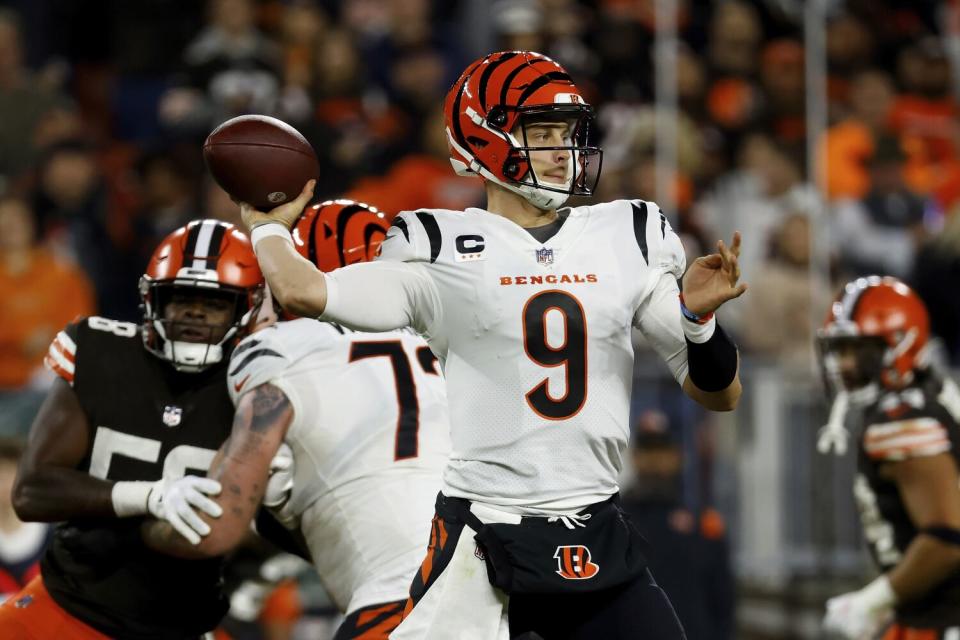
[553,545,600,580]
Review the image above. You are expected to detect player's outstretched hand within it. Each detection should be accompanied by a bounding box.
[240,179,315,233]
[681,232,748,316]
[147,476,223,545]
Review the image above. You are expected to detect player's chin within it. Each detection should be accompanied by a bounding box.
[170,326,220,343]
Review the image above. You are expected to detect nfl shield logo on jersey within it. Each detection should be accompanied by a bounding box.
[535,247,554,266]
[162,405,183,427]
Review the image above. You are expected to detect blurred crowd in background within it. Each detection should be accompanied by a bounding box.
[0,0,958,637]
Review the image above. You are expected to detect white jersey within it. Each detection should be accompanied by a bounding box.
[322,200,688,514]
[226,318,451,613]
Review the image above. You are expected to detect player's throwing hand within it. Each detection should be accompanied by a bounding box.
[681,231,748,316]
[240,179,316,232]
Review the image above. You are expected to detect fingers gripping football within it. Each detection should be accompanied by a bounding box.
[240,179,316,233]
[147,476,223,545]
[681,231,748,316]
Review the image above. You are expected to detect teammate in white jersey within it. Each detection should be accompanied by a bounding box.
[242,51,746,639]
[143,201,451,640]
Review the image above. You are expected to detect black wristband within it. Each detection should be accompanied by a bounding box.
[686,322,738,392]
[923,526,960,547]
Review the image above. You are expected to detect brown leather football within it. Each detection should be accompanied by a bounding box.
[203,115,319,210]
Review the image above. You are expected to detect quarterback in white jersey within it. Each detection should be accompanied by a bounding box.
[243,51,746,640]
[143,201,451,640]
[374,200,687,513]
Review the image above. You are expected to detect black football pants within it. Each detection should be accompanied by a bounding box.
[508,568,687,640]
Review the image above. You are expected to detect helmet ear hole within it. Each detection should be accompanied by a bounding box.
[487,106,508,129]
[502,154,530,181]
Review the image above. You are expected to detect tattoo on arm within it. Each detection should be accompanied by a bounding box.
[249,384,290,432]
[145,384,293,558]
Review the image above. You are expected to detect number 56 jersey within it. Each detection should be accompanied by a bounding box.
[374,200,689,514]
[226,318,451,613]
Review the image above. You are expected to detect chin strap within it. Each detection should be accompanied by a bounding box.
[163,340,224,372]
[818,390,851,456]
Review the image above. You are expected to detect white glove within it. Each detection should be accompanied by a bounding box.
[147,476,223,545]
[823,575,897,639]
[263,443,299,529]
[263,443,294,508]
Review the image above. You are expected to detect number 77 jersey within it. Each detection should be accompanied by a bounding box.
[226,318,451,612]
[376,200,689,513]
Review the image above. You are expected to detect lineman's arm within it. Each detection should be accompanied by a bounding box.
[12,377,116,521]
[882,452,960,602]
[142,383,293,558]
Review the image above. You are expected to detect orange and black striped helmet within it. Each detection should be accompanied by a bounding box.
[139,219,264,371]
[291,199,389,272]
[444,50,602,210]
[818,276,930,388]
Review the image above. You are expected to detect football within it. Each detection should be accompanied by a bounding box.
[203,115,319,210]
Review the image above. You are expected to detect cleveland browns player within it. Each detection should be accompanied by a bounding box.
[0,220,264,639]
[140,201,452,640]
[818,276,960,639]
[241,51,746,639]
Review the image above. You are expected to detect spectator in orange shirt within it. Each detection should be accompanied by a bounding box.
[819,69,897,201]
[0,196,94,391]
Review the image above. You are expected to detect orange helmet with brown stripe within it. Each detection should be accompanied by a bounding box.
[818,276,930,390]
[291,199,389,272]
[139,219,264,371]
[444,50,602,210]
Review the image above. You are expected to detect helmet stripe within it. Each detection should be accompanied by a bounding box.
[840,282,868,325]
[336,204,371,266]
[183,221,203,263]
[451,60,485,151]
[516,71,573,106]
[307,206,323,268]
[191,220,217,269]
[499,57,555,106]
[364,222,385,252]
[205,223,227,270]
[478,52,518,110]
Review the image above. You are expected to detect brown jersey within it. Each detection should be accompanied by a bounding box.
[41,316,234,639]
[856,370,960,628]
